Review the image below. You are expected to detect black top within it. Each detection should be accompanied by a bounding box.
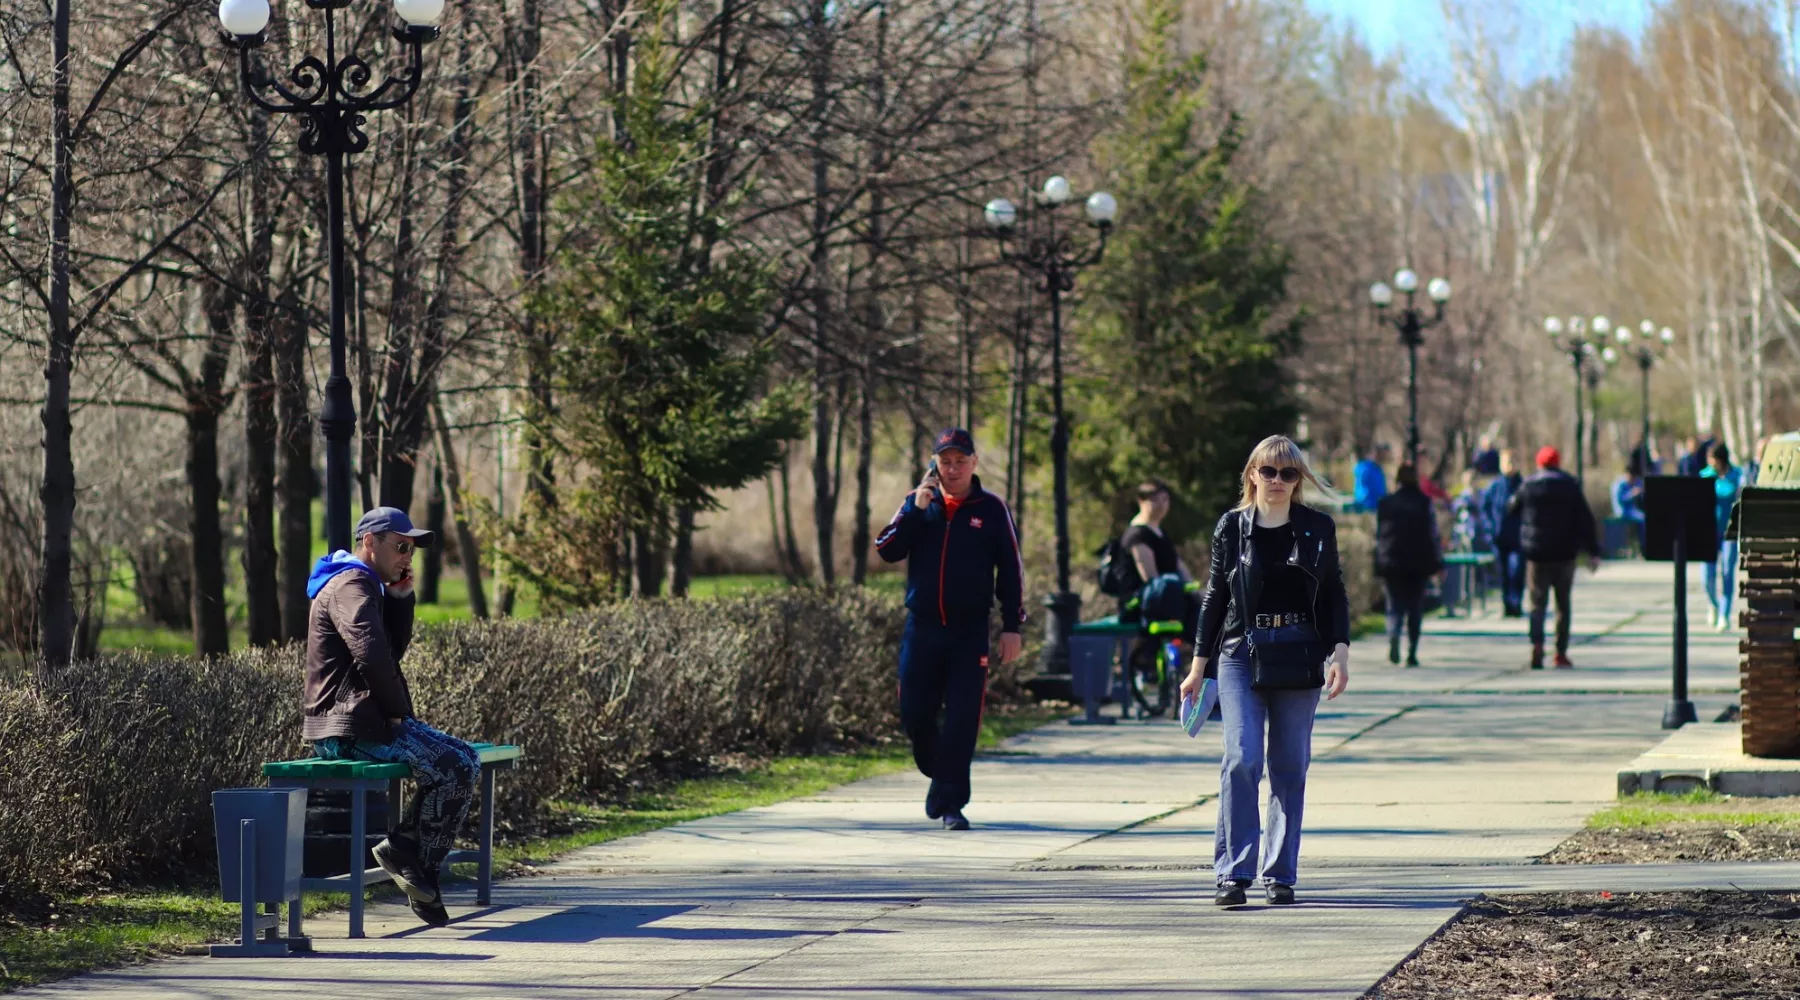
[1252,522,1309,616]
[1119,522,1179,592]
[1507,469,1599,562]
[1374,486,1443,579]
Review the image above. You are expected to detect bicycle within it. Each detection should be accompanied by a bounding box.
[1126,618,1185,718]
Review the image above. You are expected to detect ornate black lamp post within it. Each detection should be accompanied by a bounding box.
[1544,315,1607,488]
[1606,320,1676,471]
[219,0,442,552]
[1369,269,1452,467]
[984,176,1116,673]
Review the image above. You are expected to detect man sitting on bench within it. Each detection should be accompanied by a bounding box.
[303,506,478,927]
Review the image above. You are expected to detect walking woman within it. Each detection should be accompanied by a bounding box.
[1701,442,1744,633]
[1180,435,1350,907]
[1375,465,1443,667]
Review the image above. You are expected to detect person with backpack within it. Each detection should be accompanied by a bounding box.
[1375,465,1443,667]
[875,428,1024,831]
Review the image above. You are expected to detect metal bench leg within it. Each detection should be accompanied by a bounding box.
[349,785,366,939]
[478,765,496,905]
[388,778,401,836]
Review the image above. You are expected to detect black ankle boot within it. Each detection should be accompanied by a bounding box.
[1388,637,1401,664]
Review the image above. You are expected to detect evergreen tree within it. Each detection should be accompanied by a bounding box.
[1070,0,1304,540]
[497,4,804,606]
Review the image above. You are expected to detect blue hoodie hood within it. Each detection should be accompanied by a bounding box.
[306,550,384,600]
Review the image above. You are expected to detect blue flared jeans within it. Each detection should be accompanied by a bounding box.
[1214,626,1322,888]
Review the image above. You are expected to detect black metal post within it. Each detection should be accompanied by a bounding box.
[1639,356,1652,471]
[321,148,354,553]
[1571,351,1586,488]
[1042,269,1078,674]
[1664,532,1697,729]
[1404,333,1420,468]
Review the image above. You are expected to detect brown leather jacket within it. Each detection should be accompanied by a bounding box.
[303,569,416,743]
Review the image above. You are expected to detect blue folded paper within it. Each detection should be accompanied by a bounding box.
[1179,677,1218,737]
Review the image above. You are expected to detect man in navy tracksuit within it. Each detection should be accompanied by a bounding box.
[875,428,1025,831]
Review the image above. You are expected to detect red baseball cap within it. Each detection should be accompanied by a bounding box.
[1536,446,1561,469]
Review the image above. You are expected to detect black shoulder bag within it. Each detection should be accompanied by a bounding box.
[1243,628,1331,691]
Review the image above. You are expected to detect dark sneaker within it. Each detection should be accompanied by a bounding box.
[924,794,944,821]
[1529,645,1544,670]
[942,810,970,831]
[409,895,450,927]
[1388,640,1400,665]
[1553,654,1574,669]
[1214,882,1249,906]
[1266,883,1296,905]
[373,836,437,905]
[1405,655,1420,668]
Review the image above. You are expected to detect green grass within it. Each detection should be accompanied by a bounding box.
[1585,789,1800,830]
[0,703,1064,992]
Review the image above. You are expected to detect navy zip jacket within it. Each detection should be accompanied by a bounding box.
[874,475,1027,632]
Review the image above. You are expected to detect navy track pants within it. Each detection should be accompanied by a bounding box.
[899,616,990,816]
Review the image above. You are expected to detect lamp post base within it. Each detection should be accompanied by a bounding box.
[1662,699,1697,730]
[1040,591,1081,675]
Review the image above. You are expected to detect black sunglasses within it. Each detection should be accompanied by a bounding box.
[1256,465,1301,484]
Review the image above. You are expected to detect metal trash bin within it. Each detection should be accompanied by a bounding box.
[1067,633,1120,726]
[211,787,311,956]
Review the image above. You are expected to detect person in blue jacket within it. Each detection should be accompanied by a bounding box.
[1480,449,1526,617]
[1701,442,1745,632]
[1352,444,1390,512]
[875,428,1025,830]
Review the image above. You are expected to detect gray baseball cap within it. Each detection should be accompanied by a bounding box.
[355,506,434,547]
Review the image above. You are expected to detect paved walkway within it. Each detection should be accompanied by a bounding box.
[28,561,1768,999]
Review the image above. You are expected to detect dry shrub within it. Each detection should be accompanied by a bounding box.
[0,587,916,903]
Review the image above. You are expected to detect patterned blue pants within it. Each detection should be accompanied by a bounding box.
[314,719,480,866]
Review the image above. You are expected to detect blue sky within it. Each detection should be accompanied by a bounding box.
[1303,0,1655,78]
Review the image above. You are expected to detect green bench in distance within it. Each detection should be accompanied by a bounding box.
[262,742,523,938]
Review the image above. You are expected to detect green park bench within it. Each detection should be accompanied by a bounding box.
[262,742,523,938]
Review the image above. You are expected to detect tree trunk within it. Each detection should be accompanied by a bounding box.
[851,370,874,585]
[38,0,76,668]
[276,287,316,640]
[378,105,423,512]
[431,395,486,618]
[779,446,804,581]
[189,283,237,656]
[671,506,695,598]
[241,113,280,646]
[420,456,444,604]
[808,0,836,585]
[512,0,555,512]
[633,524,667,597]
[766,475,792,582]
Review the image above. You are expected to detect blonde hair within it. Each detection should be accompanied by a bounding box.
[1233,434,1339,511]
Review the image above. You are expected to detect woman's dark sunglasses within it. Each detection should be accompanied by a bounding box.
[1257,465,1301,484]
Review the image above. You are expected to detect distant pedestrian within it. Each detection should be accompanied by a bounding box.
[1508,447,1600,669]
[1415,450,1451,504]
[1470,435,1501,476]
[1610,454,1646,554]
[1482,450,1526,617]
[1375,465,1442,667]
[875,428,1025,831]
[1353,444,1390,512]
[1181,434,1350,907]
[1701,443,1744,633]
[1677,434,1714,477]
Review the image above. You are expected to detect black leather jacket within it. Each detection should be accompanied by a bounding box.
[1194,502,1352,658]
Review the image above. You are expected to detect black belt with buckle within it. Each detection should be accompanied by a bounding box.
[1254,612,1311,629]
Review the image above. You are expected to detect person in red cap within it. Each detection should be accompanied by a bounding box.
[1507,446,1600,668]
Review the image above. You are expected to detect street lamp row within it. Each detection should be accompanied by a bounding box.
[1544,315,1676,485]
[983,176,1116,675]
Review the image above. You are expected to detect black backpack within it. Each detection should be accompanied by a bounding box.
[1096,537,1131,596]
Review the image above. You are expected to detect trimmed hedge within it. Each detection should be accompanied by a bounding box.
[0,588,910,903]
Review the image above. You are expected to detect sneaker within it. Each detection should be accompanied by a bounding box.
[942,810,970,831]
[1553,653,1574,669]
[1708,609,1720,628]
[1529,645,1545,670]
[1266,883,1296,905]
[1717,617,1732,633]
[1388,640,1400,665]
[1405,655,1420,668]
[1214,881,1249,906]
[924,793,944,821]
[372,836,437,905]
